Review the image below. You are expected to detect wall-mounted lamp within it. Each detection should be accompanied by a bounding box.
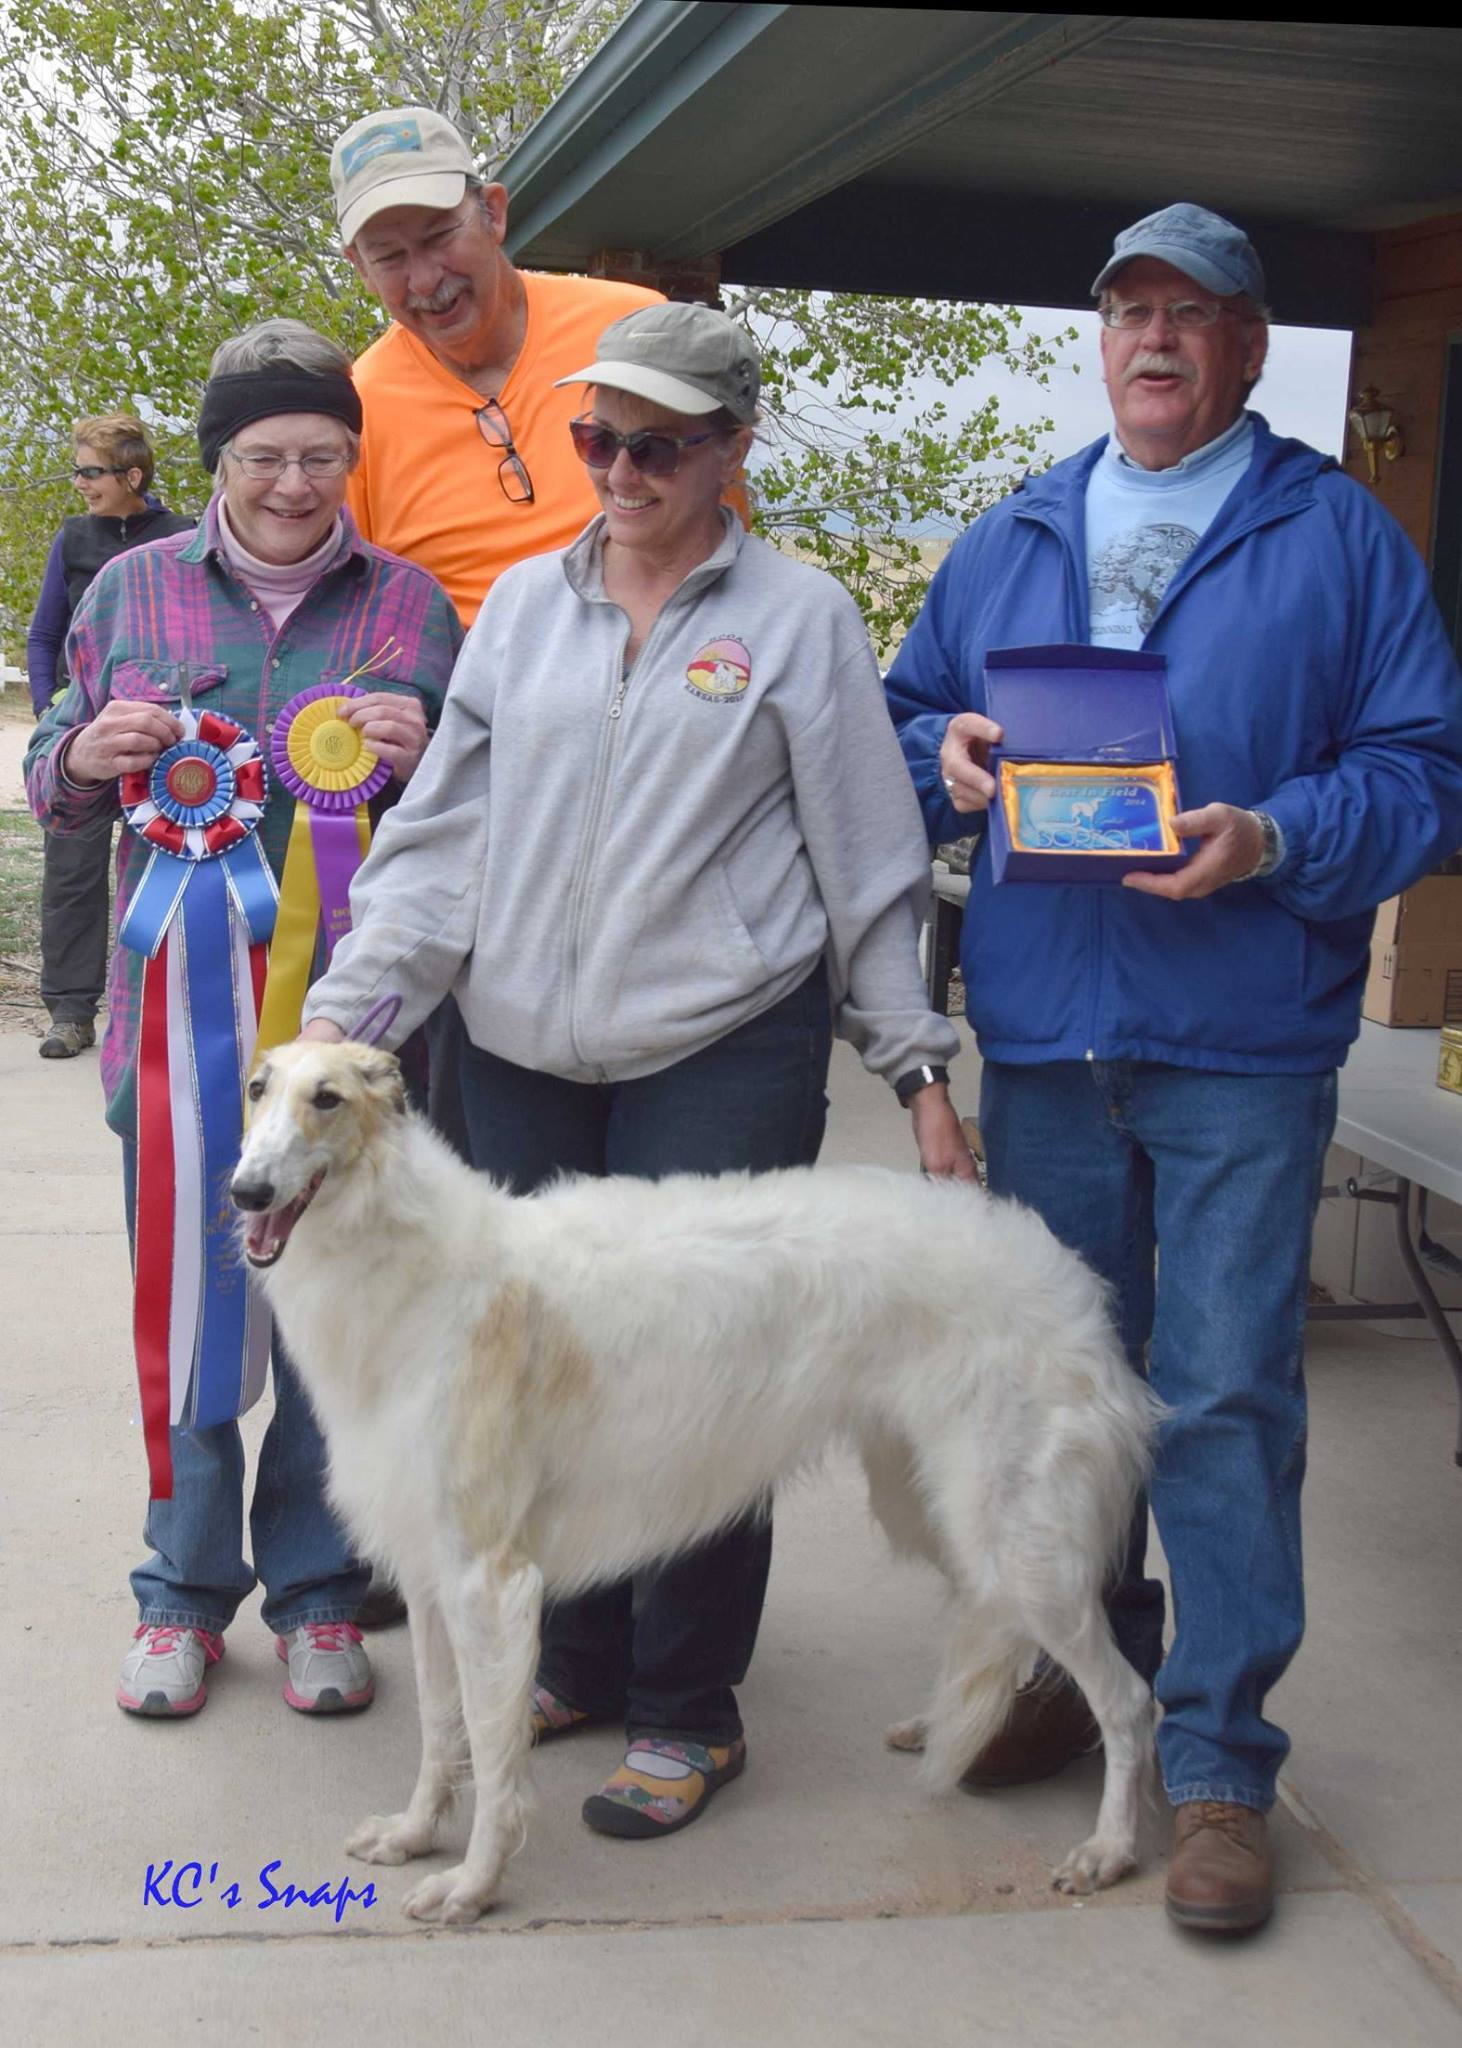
[1348,386,1404,486]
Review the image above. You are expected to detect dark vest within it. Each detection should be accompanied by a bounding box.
[60,504,195,612]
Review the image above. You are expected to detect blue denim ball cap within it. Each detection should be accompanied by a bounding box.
[1091,203,1265,302]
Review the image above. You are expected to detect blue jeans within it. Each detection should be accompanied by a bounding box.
[121,1140,368,1635]
[457,965,832,1745]
[980,1059,1337,1813]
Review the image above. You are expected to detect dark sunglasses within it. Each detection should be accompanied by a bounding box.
[569,416,726,479]
[474,399,534,504]
[72,464,130,481]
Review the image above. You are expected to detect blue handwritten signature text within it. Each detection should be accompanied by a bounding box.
[143,1859,377,1923]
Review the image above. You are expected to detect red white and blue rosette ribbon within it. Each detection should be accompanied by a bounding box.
[117,707,278,1499]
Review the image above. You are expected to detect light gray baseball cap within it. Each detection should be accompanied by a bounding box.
[1091,203,1266,301]
[331,107,475,245]
[555,303,761,420]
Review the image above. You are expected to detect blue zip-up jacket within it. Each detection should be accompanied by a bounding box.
[885,415,1462,1073]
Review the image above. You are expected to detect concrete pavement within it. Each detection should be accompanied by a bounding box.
[3,1028,1461,2046]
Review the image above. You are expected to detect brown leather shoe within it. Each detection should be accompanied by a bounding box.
[959,1675,1100,1790]
[1166,1801,1274,1933]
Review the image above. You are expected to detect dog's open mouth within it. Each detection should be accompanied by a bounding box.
[241,1170,325,1269]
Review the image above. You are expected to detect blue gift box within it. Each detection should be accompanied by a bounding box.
[984,644,1188,885]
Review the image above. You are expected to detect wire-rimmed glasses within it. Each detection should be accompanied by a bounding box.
[222,450,352,480]
[1098,299,1239,332]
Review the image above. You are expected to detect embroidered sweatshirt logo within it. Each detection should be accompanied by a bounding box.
[685,638,751,705]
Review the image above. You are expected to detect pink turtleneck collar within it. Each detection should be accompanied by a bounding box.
[216,498,344,631]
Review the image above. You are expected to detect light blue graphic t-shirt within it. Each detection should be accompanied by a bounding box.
[1085,414,1254,649]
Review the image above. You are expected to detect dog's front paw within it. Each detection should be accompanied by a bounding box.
[885,1716,927,1753]
[1052,1835,1137,1896]
[401,1864,498,1926]
[346,1812,436,1866]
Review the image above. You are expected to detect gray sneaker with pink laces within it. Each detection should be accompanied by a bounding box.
[276,1622,374,1713]
[117,1624,224,1716]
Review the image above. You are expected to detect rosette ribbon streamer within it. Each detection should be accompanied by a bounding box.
[117,705,278,1499]
[254,655,396,1058]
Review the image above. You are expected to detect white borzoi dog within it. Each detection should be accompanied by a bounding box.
[232,1041,1160,1926]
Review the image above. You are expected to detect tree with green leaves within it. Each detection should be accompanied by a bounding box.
[0,0,1071,659]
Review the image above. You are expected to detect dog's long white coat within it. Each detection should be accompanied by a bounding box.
[237,1044,1161,1925]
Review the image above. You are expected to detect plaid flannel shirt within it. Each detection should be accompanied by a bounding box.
[25,499,462,1137]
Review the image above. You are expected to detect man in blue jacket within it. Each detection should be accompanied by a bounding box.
[886,203,1462,1935]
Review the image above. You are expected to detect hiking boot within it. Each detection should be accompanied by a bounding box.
[959,1674,1100,1790]
[117,1624,224,1716]
[1166,1801,1274,1933]
[40,1018,96,1059]
[276,1622,374,1713]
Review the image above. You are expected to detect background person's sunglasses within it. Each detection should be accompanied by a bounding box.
[569,417,724,478]
[72,465,129,480]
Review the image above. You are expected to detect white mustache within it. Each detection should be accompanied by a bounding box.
[405,279,464,313]
[1124,351,1197,386]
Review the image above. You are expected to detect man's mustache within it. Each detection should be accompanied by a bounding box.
[405,279,465,313]
[1123,352,1198,386]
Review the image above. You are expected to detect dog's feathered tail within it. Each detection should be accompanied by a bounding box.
[918,1624,1034,1790]
[910,1240,1166,1793]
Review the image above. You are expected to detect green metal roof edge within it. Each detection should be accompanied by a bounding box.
[500,1,789,258]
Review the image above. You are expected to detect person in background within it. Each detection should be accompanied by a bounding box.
[26,416,193,1059]
[25,321,461,1725]
[885,203,1462,1935]
[300,303,972,1841]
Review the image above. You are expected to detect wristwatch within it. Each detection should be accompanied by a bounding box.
[1236,809,1284,883]
[894,1063,949,1107]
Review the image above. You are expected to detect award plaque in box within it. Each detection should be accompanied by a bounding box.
[984,646,1188,885]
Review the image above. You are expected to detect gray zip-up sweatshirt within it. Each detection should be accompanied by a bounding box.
[304,512,959,1087]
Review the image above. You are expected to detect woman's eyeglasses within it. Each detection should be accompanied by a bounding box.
[475,400,534,504]
[224,450,351,480]
[72,464,130,481]
[569,417,724,479]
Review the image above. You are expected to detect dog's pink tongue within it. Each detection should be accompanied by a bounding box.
[244,1210,281,1261]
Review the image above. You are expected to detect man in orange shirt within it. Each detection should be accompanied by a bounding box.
[331,105,663,627]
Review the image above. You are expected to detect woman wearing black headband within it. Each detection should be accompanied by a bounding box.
[24,318,462,1726]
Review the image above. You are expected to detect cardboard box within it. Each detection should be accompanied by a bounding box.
[1362,874,1462,1026]
[985,645,1186,885]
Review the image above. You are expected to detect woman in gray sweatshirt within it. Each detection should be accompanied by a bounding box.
[302,303,970,1841]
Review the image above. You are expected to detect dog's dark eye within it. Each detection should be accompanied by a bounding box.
[247,1077,266,1102]
[312,1088,343,1111]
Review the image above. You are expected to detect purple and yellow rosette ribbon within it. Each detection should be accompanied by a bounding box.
[255,680,392,1057]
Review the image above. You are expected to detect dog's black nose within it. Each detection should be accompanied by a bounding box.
[231,1179,275,1213]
